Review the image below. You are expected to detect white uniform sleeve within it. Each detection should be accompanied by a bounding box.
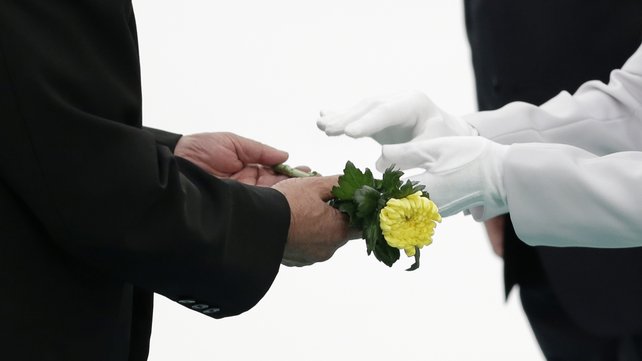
[465,44,642,156]
[504,143,642,248]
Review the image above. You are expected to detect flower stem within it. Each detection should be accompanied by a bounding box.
[406,247,420,271]
[273,163,320,178]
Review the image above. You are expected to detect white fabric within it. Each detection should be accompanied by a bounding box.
[465,44,642,156]
[377,137,509,220]
[504,144,642,248]
[319,44,642,248]
[317,90,477,145]
[470,43,642,248]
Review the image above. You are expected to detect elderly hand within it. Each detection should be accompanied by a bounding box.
[377,136,509,221]
[272,176,357,267]
[317,91,477,144]
[175,132,304,187]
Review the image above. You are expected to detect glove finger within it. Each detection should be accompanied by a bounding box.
[317,109,339,126]
[319,110,335,118]
[375,153,392,172]
[408,171,463,218]
[317,98,378,136]
[376,142,435,171]
[343,106,403,138]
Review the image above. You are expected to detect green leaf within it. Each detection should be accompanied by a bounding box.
[331,200,363,228]
[373,239,400,267]
[363,218,380,255]
[411,181,427,194]
[378,197,388,210]
[331,161,375,201]
[371,217,400,267]
[354,185,381,218]
[364,168,375,185]
[381,165,403,195]
[391,179,424,199]
[374,179,383,190]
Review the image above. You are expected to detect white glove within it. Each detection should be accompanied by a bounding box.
[317,91,477,144]
[377,136,510,221]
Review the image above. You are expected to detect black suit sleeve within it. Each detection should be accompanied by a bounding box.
[0,0,290,318]
[143,127,183,153]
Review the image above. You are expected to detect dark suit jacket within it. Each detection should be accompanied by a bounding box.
[464,0,642,336]
[0,0,290,360]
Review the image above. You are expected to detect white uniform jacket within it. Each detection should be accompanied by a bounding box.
[465,44,642,248]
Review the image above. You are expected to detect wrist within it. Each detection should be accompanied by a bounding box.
[174,134,195,159]
[469,142,510,221]
[143,127,184,152]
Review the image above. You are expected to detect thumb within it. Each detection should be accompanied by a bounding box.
[313,175,340,201]
[407,170,461,218]
[376,142,435,172]
[231,134,289,166]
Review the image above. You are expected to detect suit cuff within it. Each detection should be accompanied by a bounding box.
[143,127,183,152]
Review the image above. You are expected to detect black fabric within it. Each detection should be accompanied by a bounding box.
[464,0,642,340]
[521,285,642,361]
[143,127,183,153]
[128,289,154,361]
[520,285,618,361]
[0,0,290,360]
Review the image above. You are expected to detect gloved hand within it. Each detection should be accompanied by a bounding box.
[377,136,510,221]
[317,91,477,144]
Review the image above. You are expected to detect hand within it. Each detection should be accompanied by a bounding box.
[484,215,506,257]
[175,132,303,187]
[377,136,509,220]
[317,91,477,144]
[272,176,356,266]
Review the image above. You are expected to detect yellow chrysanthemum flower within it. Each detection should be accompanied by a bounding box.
[379,191,442,257]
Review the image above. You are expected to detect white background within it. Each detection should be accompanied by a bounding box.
[134,0,544,360]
